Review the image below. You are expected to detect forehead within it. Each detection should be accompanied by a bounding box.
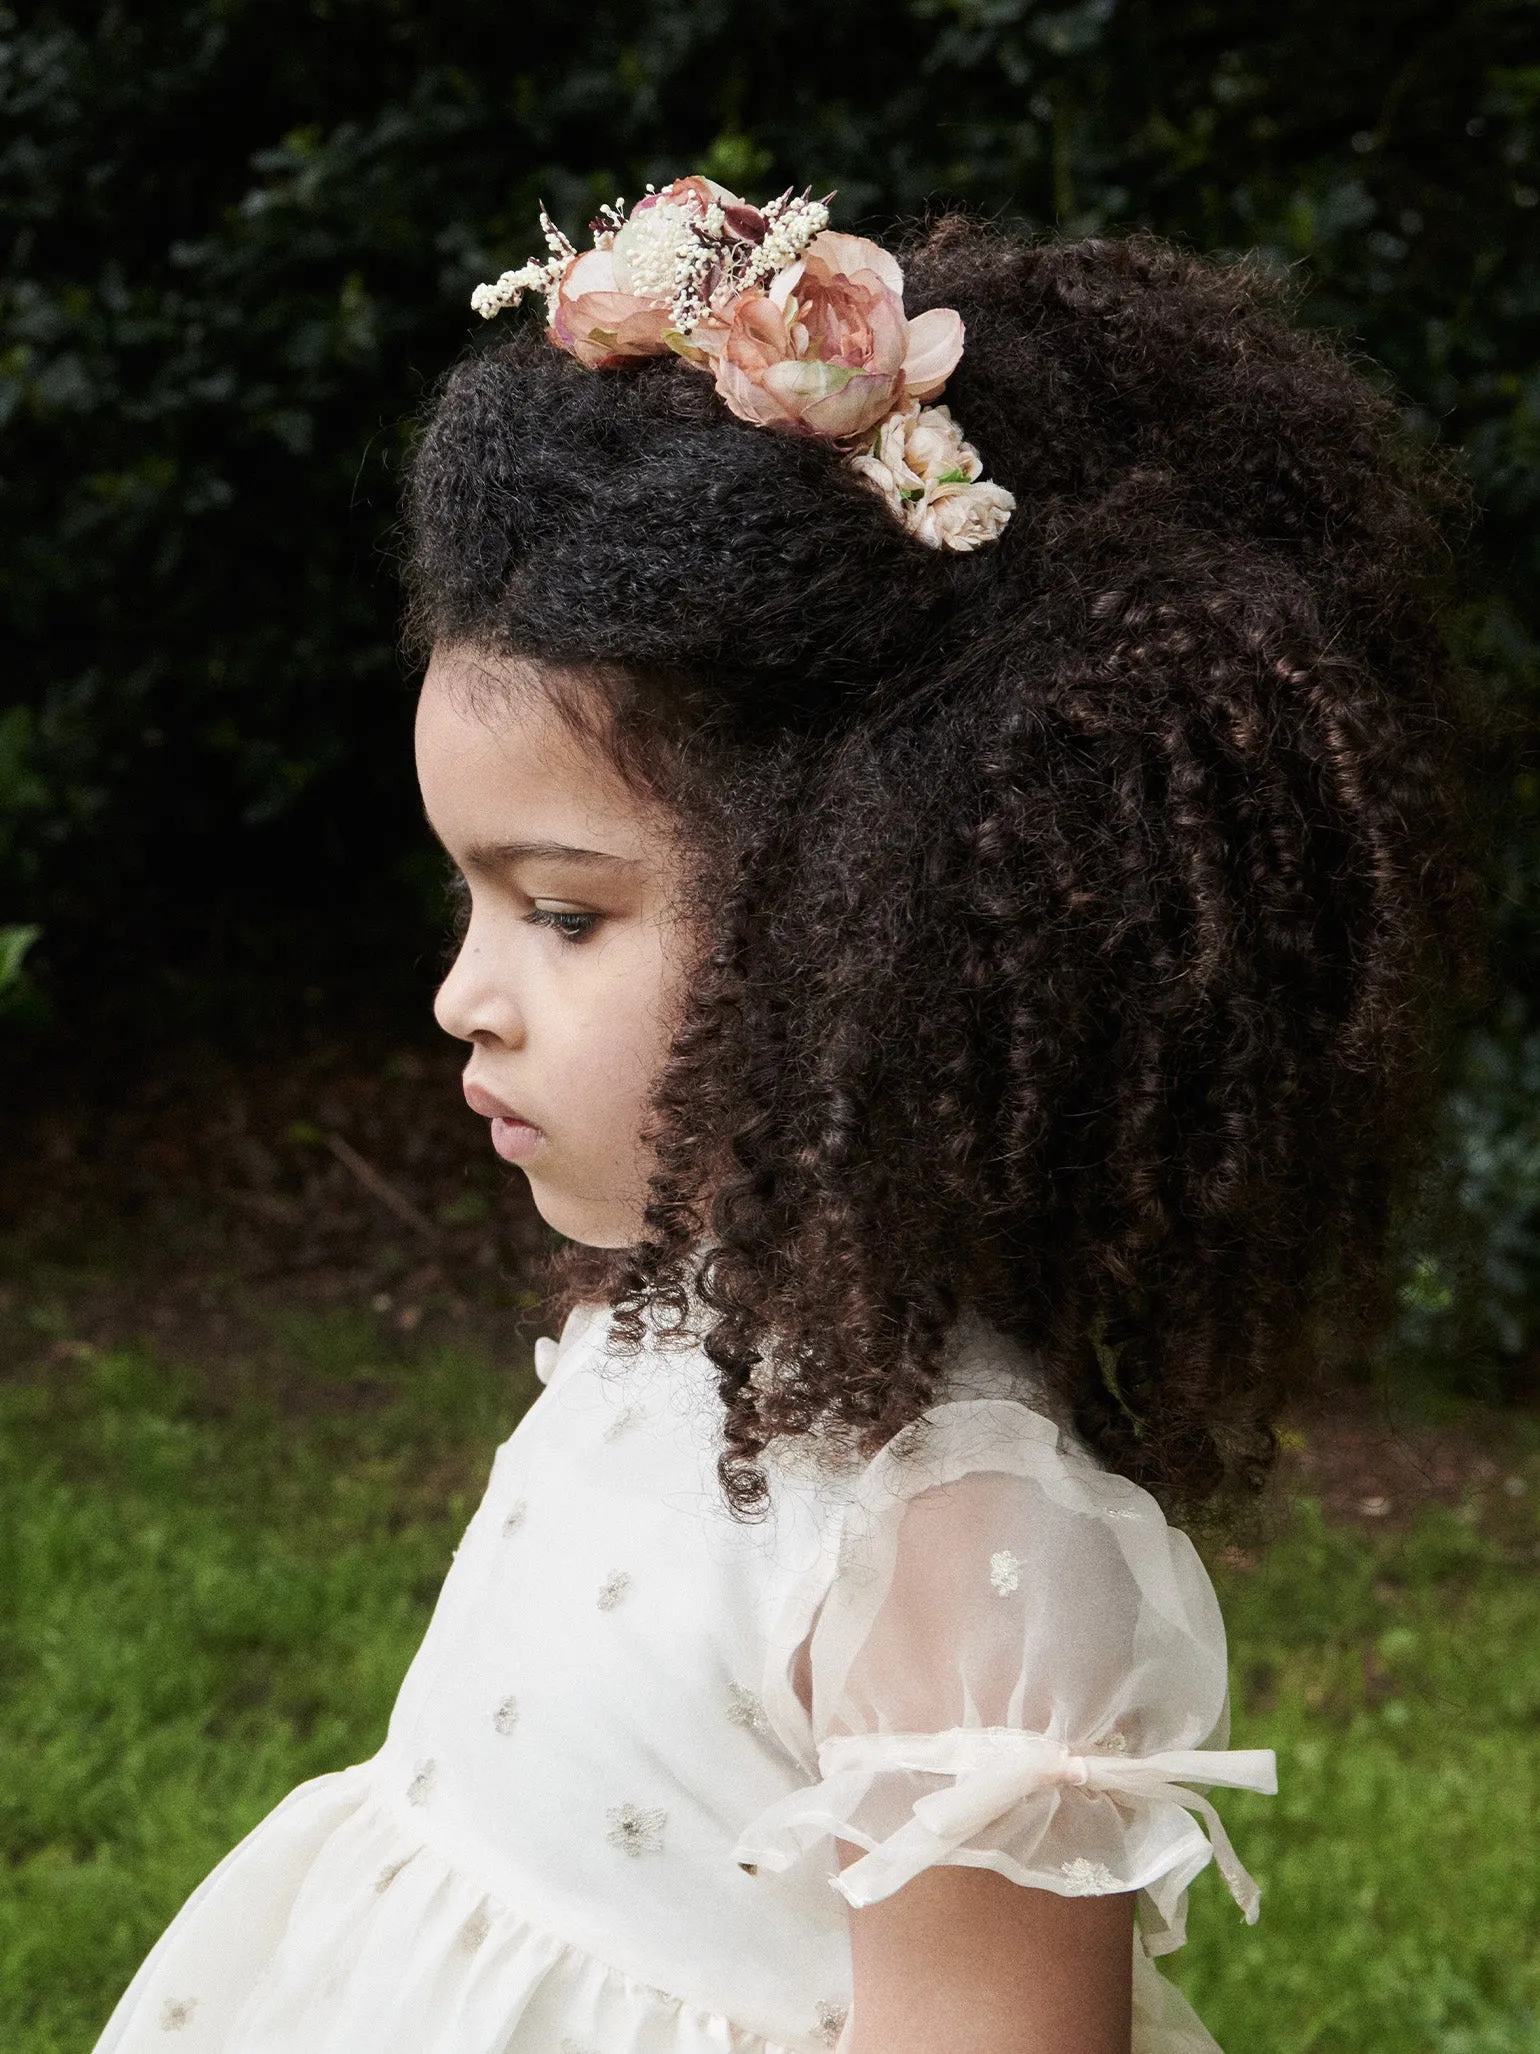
[415,647,658,863]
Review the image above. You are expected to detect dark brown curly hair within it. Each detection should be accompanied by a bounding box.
[406,220,1482,1517]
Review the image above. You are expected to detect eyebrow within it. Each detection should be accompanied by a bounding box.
[462,838,640,871]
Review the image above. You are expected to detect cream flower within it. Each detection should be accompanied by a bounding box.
[911,479,1017,551]
[852,400,980,505]
[849,399,1016,551]
[606,177,745,297]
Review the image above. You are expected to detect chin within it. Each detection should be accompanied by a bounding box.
[527,1178,639,1251]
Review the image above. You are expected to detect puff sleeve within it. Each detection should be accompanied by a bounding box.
[734,1400,1275,1956]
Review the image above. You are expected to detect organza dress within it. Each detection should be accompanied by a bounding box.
[95,1306,1274,2054]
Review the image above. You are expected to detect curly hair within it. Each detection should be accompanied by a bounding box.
[406,220,1483,1516]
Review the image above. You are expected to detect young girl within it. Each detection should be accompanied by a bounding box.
[95,190,1477,2054]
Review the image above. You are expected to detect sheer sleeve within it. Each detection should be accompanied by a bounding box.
[735,1400,1275,1956]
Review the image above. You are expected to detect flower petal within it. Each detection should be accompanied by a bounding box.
[612,305,674,354]
[913,478,1017,551]
[721,203,768,244]
[714,357,801,429]
[862,285,910,378]
[761,357,858,406]
[663,173,740,209]
[793,368,903,438]
[805,231,905,299]
[848,451,904,516]
[554,291,672,366]
[767,262,805,310]
[563,247,621,296]
[902,308,966,401]
[724,293,796,377]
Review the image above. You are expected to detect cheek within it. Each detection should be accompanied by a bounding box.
[541,933,681,1142]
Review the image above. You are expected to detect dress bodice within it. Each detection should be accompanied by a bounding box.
[378,1303,856,2043]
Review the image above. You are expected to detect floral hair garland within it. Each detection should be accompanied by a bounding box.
[471,177,1015,554]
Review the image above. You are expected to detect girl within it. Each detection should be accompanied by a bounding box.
[95,191,1478,2054]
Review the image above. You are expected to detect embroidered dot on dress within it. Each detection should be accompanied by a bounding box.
[989,1548,1021,1595]
[375,1853,417,1894]
[814,2001,849,2044]
[406,1758,436,1806]
[158,1998,196,2032]
[501,1499,528,1537]
[492,1693,520,1735]
[725,1683,767,1732]
[1059,1857,1120,1894]
[605,1802,667,1856]
[602,1403,640,1441]
[596,1570,631,1611]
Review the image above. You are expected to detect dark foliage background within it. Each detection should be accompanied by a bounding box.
[3,0,1539,1381]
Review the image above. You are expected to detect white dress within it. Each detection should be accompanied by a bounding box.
[94,1305,1275,2054]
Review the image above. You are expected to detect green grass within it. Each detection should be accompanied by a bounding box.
[0,1314,534,2053]
[1,1320,1537,2052]
[1172,1495,1540,2052]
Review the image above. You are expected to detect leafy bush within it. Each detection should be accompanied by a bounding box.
[1397,999,1540,1390]
[4,0,1540,1357]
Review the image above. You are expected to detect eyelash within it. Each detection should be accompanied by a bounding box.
[445,868,471,945]
[528,906,600,944]
[443,868,599,945]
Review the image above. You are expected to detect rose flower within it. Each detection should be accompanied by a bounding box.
[547,177,744,370]
[705,232,965,440]
[546,246,674,369]
[849,399,1017,552]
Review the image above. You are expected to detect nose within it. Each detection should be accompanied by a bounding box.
[433,918,525,1049]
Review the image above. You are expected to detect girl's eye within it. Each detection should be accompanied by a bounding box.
[528,904,600,944]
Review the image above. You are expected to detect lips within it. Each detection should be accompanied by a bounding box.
[462,1080,526,1122]
[463,1079,546,1164]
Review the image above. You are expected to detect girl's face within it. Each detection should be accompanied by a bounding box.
[415,647,691,1247]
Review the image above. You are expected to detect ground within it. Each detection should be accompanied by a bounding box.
[2,1034,1538,2052]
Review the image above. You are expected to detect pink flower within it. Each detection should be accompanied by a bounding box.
[705,231,965,440]
[642,174,761,238]
[545,178,756,369]
[546,247,674,370]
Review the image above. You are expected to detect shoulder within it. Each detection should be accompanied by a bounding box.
[824,1315,1227,1708]
[862,1310,1130,1518]
[737,1319,1272,1949]
[767,1309,1166,1553]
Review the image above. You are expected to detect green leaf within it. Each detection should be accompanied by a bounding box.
[0,924,40,996]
